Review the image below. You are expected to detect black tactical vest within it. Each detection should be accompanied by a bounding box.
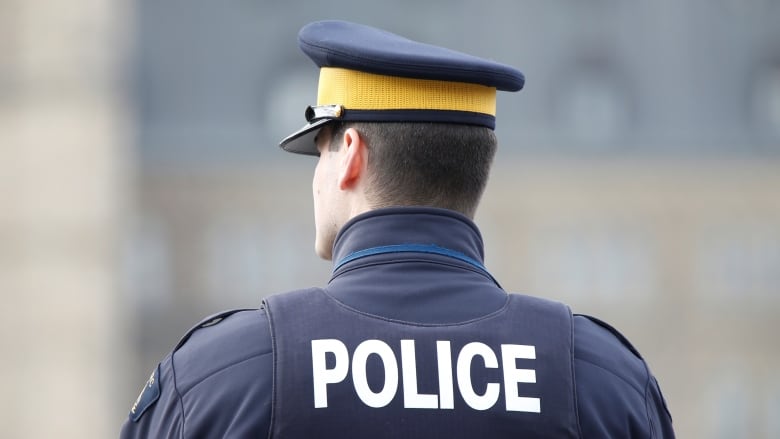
[264,288,579,438]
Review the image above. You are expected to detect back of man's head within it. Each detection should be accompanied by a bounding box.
[330,121,497,218]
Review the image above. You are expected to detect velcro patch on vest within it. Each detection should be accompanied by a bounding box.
[129,364,161,422]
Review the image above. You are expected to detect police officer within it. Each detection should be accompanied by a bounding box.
[121,20,675,438]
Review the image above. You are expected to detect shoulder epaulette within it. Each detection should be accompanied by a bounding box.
[574,313,644,360]
[173,308,256,352]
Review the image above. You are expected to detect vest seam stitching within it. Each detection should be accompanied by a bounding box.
[264,297,281,439]
[319,287,511,327]
[170,352,186,439]
[573,357,646,396]
[177,351,272,398]
[642,360,656,438]
[569,307,584,439]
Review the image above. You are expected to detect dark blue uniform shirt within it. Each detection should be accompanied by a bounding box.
[121,207,674,438]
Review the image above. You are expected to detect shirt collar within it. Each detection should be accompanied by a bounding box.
[331,207,487,271]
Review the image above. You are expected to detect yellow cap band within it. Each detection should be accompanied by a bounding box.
[317,67,497,116]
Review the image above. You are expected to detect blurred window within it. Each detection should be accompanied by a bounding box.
[751,62,780,142]
[767,380,780,439]
[204,218,268,307]
[122,215,173,308]
[694,220,780,302]
[529,221,657,303]
[203,216,320,306]
[707,367,752,439]
[554,62,632,150]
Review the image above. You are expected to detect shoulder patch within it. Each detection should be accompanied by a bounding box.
[129,364,161,422]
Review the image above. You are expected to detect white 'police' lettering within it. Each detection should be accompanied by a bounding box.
[401,339,438,409]
[501,344,541,412]
[436,341,455,409]
[311,339,540,413]
[353,340,398,408]
[312,339,349,408]
[457,342,500,410]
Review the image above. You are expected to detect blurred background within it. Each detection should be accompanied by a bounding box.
[2,0,779,437]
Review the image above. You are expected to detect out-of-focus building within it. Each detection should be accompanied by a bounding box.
[2,0,779,437]
[1,0,133,437]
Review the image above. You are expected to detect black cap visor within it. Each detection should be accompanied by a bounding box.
[279,117,333,156]
[280,105,346,155]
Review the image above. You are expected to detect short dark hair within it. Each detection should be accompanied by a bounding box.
[329,121,497,218]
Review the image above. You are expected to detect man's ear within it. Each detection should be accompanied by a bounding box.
[338,128,367,190]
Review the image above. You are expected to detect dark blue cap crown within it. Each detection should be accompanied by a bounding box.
[299,20,525,92]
